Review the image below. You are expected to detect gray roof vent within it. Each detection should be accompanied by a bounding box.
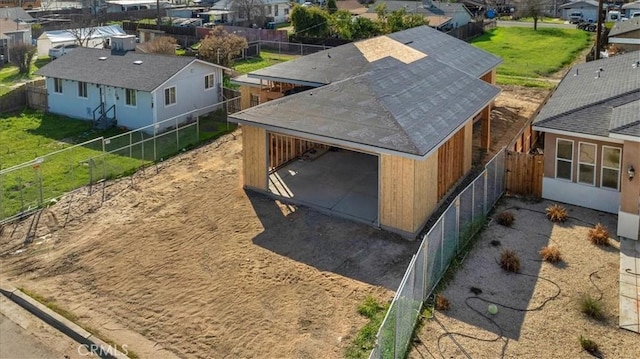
[133,60,143,65]
[98,56,107,61]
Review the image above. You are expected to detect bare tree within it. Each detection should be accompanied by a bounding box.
[519,0,548,30]
[67,15,98,47]
[10,43,36,74]
[145,36,178,55]
[198,27,247,67]
[232,0,267,27]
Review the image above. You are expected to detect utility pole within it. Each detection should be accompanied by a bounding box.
[595,0,604,60]
[157,0,161,29]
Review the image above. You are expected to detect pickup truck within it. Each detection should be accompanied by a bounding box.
[48,43,79,59]
[569,11,583,24]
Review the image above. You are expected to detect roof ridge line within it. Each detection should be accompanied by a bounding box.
[536,89,640,125]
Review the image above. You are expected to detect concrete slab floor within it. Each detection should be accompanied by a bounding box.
[619,238,640,333]
[268,150,378,225]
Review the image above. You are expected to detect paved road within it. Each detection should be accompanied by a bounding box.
[0,295,83,359]
[497,20,578,29]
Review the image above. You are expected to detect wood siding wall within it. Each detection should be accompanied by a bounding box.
[505,151,544,197]
[437,128,465,199]
[380,152,438,234]
[268,133,328,170]
[242,125,268,190]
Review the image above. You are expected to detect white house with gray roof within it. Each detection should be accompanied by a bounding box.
[559,0,599,22]
[36,36,227,131]
[533,52,640,241]
[367,0,472,30]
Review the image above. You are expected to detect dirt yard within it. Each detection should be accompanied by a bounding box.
[411,197,640,359]
[0,87,547,358]
[0,133,422,358]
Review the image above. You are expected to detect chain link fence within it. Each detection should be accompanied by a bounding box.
[371,148,506,359]
[237,40,333,61]
[0,97,240,224]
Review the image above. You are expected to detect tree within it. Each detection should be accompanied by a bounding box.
[519,0,547,30]
[326,0,338,14]
[10,43,36,74]
[232,0,267,27]
[330,9,381,40]
[146,36,178,55]
[290,5,331,37]
[198,27,248,67]
[375,5,428,34]
[67,15,98,47]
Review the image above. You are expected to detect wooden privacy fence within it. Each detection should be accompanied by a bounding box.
[27,80,47,111]
[505,151,543,197]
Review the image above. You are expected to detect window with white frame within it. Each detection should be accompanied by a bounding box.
[54,78,63,94]
[205,74,215,90]
[164,86,176,106]
[250,93,260,107]
[578,142,596,185]
[601,146,621,190]
[275,5,279,16]
[125,89,136,106]
[556,139,573,181]
[284,8,289,15]
[78,81,88,98]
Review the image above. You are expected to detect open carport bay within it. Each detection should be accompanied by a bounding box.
[269,149,379,225]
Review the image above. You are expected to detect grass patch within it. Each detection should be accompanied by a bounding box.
[344,295,389,359]
[471,27,591,80]
[17,287,139,358]
[0,57,49,95]
[579,294,604,320]
[0,109,235,219]
[579,336,601,357]
[232,50,299,74]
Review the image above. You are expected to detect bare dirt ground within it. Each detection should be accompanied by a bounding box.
[0,87,545,358]
[0,133,420,359]
[411,197,640,359]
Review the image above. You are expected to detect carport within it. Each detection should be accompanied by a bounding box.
[268,145,378,225]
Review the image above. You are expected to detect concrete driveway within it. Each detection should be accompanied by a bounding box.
[620,238,640,333]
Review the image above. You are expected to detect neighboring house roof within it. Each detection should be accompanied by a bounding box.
[37,25,126,44]
[533,51,640,140]
[0,18,30,37]
[558,0,599,9]
[622,1,640,10]
[212,0,288,10]
[609,18,640,37]
[36,48,221,92]
[368,0,470,19]
[248,25,500,85]
[337,0,368,15]
[0,7,33,21]
[231,26,502,158]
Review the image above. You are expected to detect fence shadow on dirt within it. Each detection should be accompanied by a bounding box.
[247,192,420,291]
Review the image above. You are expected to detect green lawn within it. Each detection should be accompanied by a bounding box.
[0,57,50,95]
[471,27,591,87]
[232,50,299,74]
[0,110,234,219]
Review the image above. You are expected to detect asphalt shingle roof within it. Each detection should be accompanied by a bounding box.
[233,54,500,157]
[248,25,501,85]
[36,48,195,92]
[0,7,32,20]
[609,18,640,37]
[533,51,640,139]
[367,0,469,17]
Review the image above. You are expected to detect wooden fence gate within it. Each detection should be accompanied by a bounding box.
[505,150,544,197]
[27,82,47,111]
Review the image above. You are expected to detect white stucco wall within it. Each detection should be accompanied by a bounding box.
[542,177,619,214]
[618,211,640,240]
[153,61,223,132]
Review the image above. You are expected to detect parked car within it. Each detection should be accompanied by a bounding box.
[569,11,583,24]
[49,44,79,59]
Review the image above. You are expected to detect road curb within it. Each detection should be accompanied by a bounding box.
[0,286,129,359]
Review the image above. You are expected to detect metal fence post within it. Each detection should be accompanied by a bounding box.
[455,197,461,251]
[129,132,133,158]
[483,171,488,214]
[176,117,180,151]
[18,177,24,212]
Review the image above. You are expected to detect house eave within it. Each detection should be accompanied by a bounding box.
[246,73,326,88]
[532,126,625,144]
[610,133,640,143]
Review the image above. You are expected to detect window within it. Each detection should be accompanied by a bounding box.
[578,142,596,185]
[275,5,279,16]
[250,93,260,107]
[204,74,215,90]
[268,5,272,14]
[54,78,63,94]
[555,139,573,180]
[164,86,176,106]
[601,146,621,190]
[78,81,87,98]
[125,89,136,106]
[284,8,289,15]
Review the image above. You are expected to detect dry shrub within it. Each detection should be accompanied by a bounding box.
[588,223,610,246]
[539,245,562,263]
[435,294,450,311]
[495,211,515,227]
[579,336,600,356]
[546,204,568,222]
[499,249,520,273]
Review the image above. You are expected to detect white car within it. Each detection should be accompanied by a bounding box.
[49,44,79,59]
